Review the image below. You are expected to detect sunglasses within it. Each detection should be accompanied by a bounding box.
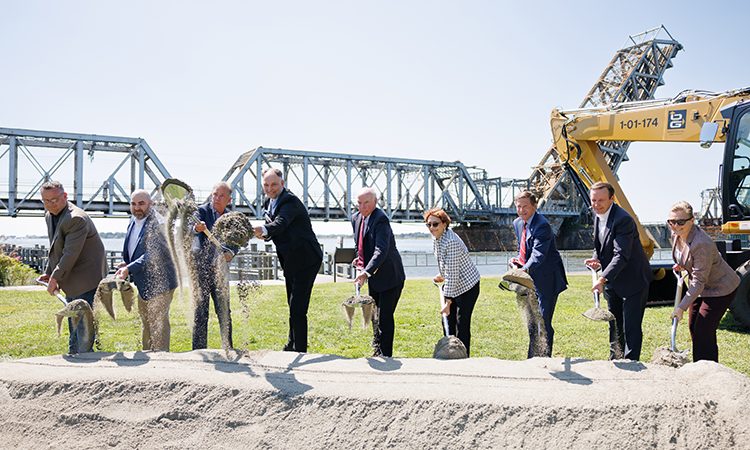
[425,221,442,229]
[667,218,691,226]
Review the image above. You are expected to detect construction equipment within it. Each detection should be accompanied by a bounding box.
[545,85,750,327]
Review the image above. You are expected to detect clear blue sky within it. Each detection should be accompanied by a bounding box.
[1,0,748,236]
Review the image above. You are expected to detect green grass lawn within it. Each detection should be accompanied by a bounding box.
[1,275,748,376]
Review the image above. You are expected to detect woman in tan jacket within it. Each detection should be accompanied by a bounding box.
[669,201,740,362]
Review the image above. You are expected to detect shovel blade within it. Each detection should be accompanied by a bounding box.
[582,307,615,322]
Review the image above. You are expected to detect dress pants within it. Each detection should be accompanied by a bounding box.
[284,262,320,353]
[66,287,97,354]
[528,289,559,358]
[444,282,480,357]
[606,287,648,360]
[137,289,175,351]
[192,259,233,350]
[370,281,404,357]
[688,290,736,362]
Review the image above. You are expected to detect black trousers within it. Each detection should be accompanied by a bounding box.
[444,282,480,357]
[370,282,404,357]
[284,262,320,353]
[606,287,648,361]
[689,289,736,362]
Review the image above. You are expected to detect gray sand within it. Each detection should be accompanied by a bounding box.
[1,351,748,449]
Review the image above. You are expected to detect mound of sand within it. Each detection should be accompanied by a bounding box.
[1,351,748,449]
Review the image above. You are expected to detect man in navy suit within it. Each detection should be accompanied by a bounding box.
[585,182,651,361]
[353,187,406,358]
[511,190,567,357]
[115,190,178,351]
[253,168,322,353]
[192,181,238,350]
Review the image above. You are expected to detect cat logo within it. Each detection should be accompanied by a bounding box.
[668,109,687,129]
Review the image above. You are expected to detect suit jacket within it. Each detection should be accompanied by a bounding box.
[45,202,107,297]
[352,207,405,292]
[594,204,651,298]
[123,212,178,300]
[194,203,239,264]
[513,212,567,298]
[262,188,323,274]
[672,225,740,310]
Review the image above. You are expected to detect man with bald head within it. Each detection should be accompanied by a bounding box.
[254,168,322,353]
[192,181,238,350]
[115,190,178,351]
[352,187,405,357]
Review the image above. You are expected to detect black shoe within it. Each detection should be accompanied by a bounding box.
[283,344,294,352]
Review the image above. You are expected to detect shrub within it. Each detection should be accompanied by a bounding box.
[0,254,38,286]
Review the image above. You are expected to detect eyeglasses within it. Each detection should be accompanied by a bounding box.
[425,221,442,229]
[667,218,692,226]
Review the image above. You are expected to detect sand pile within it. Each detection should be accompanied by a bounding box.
[1,351,749,449]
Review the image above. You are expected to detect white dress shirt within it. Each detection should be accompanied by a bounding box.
[128,216,146,259]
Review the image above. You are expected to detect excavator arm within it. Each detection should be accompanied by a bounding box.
[549,87,750,258]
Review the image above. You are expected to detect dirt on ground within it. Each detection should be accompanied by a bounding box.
[1,351,748,449]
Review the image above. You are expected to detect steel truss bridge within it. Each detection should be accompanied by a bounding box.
[222,147,579,225]
[0,27,684,239]
[532,26,683,211]
[0,127,170,217]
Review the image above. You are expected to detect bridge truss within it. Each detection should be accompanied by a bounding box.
[532,26,683,210]
[222,147,580,225]
[0,128,171,217]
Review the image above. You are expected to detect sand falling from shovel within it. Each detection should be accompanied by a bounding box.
[165,197,259,350]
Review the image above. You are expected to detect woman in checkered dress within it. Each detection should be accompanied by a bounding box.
[424,208,481,356]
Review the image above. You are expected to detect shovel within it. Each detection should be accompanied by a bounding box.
[36,279,68,306]
[582,266,615,322]
[341,283,375,329]
[432,282,467,359]
[651,269,690,366]
[669,270,686,352]
[160,178,223,248]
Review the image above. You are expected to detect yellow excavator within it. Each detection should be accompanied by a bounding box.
[547,86,750,327]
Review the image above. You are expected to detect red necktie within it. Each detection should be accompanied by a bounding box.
[356,217,365,268]
[519,221,528,264]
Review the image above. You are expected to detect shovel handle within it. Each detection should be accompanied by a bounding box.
[588,266,603,307]
[35,279,68,306]
[433,281,453,336]
[670,317,678,352]
[673,269,686,308]
[203,228,223,248]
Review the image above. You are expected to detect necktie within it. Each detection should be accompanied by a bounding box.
[519,221,528,264]
[356,217,365,269]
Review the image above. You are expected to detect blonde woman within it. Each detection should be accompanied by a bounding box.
[669,201,739,362]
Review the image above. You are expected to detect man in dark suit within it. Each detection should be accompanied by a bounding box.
[115,190,178,351]
[352,187,406,358]
[38,180,107,354]
[511,190,567,357]
[253,168,322,353]
[585,181,651,361]
[192,181,238,350]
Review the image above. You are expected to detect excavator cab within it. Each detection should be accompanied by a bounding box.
[722,103,750,223]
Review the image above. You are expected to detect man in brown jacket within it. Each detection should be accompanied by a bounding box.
[38,181,107,353]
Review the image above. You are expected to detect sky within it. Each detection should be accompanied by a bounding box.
[1,0,748,237]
